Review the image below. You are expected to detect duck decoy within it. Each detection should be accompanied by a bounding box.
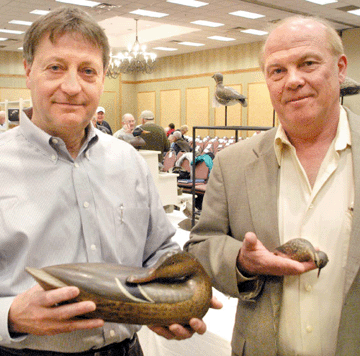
[274,238,329,277]
[26,251,212,326]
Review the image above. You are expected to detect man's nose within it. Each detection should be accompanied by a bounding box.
[61,70,82,95]
[285,68,305,90]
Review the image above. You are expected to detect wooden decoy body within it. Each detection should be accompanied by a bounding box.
[26,251,212,326]
[212,73,247,108]
[274,238,329,277]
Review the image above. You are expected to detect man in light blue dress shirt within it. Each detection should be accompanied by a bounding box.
[0,6,218,356]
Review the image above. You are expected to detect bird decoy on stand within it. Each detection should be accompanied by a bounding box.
[212,73,247,126]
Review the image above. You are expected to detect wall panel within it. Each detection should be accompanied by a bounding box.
[137,91,156,121]
[160,89,181,130]
[186,87,209,137]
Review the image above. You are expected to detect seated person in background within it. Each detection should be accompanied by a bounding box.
[91,115,110,134]
[0,111,5,129]
[113,113,136,142]
[139,110,169,162]
[166,123,175,137]
[96,106,112,135]
[169,130,192,155]
[176,125,189,141]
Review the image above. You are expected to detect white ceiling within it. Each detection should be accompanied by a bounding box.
[0,0,359,58]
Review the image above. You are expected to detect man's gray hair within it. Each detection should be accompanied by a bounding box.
[23,6,110,70]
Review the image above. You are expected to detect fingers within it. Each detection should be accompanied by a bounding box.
[243,232,258,250]
[210,296,223,310]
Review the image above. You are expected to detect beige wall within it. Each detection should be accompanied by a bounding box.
[1,26,360,136]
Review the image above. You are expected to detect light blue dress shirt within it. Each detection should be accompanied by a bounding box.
[0,113,178,352]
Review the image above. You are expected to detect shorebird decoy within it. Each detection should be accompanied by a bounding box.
[340,76,360,97]
[274,238,329,277]
[212,73,247,108]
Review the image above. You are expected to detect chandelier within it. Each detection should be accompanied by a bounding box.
[106,19,157,78]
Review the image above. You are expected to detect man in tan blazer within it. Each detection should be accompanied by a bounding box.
[185,16,359,356]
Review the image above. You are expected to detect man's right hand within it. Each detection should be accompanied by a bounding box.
[8,285,104,336]
[236,232,316,277]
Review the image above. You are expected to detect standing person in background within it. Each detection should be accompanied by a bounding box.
[96,106,112,134]
[139,110,170,163]
[185,15,360,356]
[0,7,219,356]
[113,113,136,142]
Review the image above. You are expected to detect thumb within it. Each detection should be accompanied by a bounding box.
[243,232,258,251]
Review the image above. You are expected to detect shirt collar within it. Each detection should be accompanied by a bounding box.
[274,106,351,165]
[20,111,98,161]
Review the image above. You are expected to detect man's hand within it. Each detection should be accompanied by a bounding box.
[237,232,316,276]
[148,296,223,340]
[8,285,104,336]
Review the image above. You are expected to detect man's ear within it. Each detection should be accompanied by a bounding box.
[23,59,32,89]
[338,54,348,84]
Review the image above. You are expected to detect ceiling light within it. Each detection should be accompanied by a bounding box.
[106,19,157,78]
[167,0,208,7]
[208,36,235,41]
[56,0,100,7]
[241,29,268,36]
[348,9,360,16]
[229,10,265,19]
[0,29,24,35]
[9,20,33,26]
[178,41,204,46]
[30,10,51,15]
[0,38,8,41]
[191,20,224,27]
[130,9,169,18]
[18,47,23,50]
[305,0,337,4]
[154,47,178,51]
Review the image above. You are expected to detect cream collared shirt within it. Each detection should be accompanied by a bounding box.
[275,106,354,356]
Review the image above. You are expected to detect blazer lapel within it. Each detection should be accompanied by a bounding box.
[245,130,280,251]
[345,108,360,295]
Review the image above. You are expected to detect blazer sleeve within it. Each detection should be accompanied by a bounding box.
[184,152,265,300]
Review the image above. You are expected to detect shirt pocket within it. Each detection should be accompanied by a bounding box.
[114,204,150,265]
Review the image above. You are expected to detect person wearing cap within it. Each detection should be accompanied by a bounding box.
[169,130,192,156]
[138,110,170,163]
[96,106,112,135]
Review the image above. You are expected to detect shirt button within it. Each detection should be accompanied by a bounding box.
[309,204,314,209]
[109,330,116,337]
[83,201,90,208]
[51,155,57,161]
[306,325,313,333]
[52,138,59,144]
[74,163,79,168]
[91,244,97,251]
[305,284,312,292]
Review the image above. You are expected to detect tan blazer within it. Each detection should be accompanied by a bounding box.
[185,107,360,356]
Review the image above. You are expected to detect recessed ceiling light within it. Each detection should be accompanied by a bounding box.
[154,47,178,51]
[166,0,208,7]
[56,0,100,7]
[9,20,33,26]
[229,10,265,19]
[0,29,24,35]
[0,38,8,41]
[208,36,235,41]
[348,9,360,16]
[178,41,204,46]
[305,0,337,4]
[241,29,268,36]
[191,20,224,27]
[130,9,169,18]
[30,10,51,15]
